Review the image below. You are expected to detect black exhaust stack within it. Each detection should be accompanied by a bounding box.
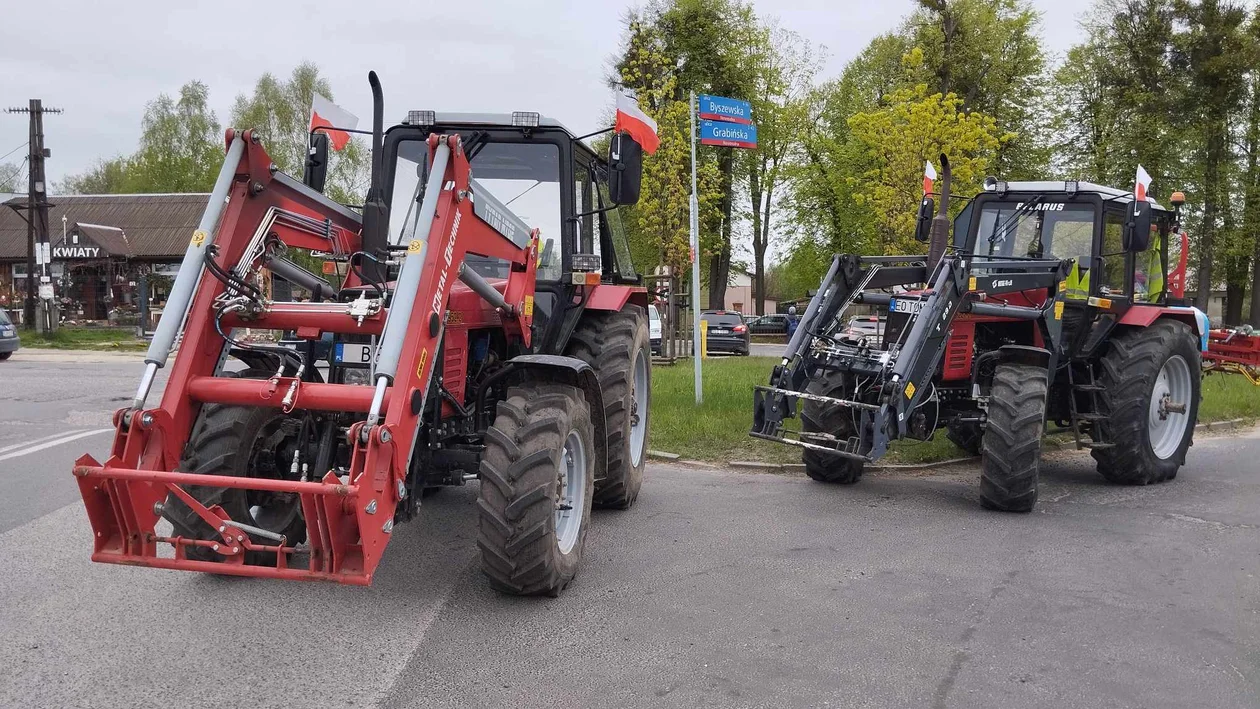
[359,71,389,284]
[927,153,952,268]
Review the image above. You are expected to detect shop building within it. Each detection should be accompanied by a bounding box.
[0,193,208,325]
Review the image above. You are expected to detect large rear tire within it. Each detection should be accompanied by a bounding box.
[477,384,595,597]
[1092,321,1200,485]
[979,363,1047,513]
[163,369,308,564]
[566,306,650,509]
[800,370,864,484]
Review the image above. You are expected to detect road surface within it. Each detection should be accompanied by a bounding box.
[1,352,1257,708]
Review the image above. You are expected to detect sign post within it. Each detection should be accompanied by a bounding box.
[688,92,758,406]
[689,91,702,404]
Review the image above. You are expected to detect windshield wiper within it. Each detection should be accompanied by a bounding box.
[988,196,1044,250]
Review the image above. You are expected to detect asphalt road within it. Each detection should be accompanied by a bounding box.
[1,352,1258,708]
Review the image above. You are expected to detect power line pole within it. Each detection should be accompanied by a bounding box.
[6,100,62,331]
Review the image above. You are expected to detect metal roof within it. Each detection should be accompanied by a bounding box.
[401,112,581,137]
[0,193,208,261]
[984,180,1165,209]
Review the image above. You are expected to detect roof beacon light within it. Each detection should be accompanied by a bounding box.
[511,111,540,128]
[406,110,435,126]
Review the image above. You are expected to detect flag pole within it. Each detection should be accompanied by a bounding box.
[689,90,702,405]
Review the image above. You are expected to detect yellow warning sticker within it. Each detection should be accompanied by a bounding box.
[407,239,424,254]
[523,296,534,317]
[904,381,917,400]
[1054,301,1064,320]
[415,349,429,380]
[968,277,977,292]
[1058,280,1068,292]
[190,230,207,247]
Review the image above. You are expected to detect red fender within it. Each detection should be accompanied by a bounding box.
[584,284,648,312]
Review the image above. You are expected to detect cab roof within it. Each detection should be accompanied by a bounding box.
[983,180,1166,210]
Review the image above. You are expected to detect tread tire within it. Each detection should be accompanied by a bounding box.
[800,370,865,484]
[1092,321,1201,485]
[163,369,307,565]
[979,363,1047,513]
[477,383,595,597]
[566,305,649,509]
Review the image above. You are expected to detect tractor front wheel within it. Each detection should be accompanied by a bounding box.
[1092,321,1200,485]
[979,363,1047,512]
[163,369,308,565]
[477,383,595,597]
[800,370,865,484]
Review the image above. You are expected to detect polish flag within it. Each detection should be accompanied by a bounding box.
[924,160,937,195]
[1134,165,1152,202]
[309,94,359,151]
[614,93,659,155]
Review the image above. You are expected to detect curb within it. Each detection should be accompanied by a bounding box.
[723,418,1253,472]
[647,449,681,461]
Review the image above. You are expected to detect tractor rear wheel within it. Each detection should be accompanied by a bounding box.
[800,370,864,484]
[566,306,650,509]
[477,383,595,596]
[979,363,1047,512]
[1092,321,1200,485]
[163,369,308,565]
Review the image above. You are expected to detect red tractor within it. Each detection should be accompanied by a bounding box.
[72,73,653,596]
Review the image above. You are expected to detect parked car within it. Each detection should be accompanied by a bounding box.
[0,310,19,360]
[700,310,750,355]
[841,314,886,343]
[648,303,663,355]
[747,313,789,335]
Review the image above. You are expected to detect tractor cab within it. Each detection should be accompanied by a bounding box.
[321,112,644,355]
[951,179,1186,358]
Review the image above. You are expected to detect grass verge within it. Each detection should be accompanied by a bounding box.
[650,356,1259,465]
[19,327,148,351]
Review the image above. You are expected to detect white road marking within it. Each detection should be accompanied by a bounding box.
[0,430,89,455]
[0,428,114,463]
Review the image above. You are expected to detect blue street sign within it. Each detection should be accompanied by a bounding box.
[699,120,758,149]
[698,94,752,125]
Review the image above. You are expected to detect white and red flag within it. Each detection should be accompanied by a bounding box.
[614,93,659,155]
[924,160,937,195]
[309,94,359,151]
[1134,165,1152,202]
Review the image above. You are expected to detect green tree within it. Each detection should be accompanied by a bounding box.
[1245,9,1260,327]
[847,82,1002,254]
[1172,0,1251,312]
[0,162,22,193]
[59,81,222,194]
[911,0,1050,178]
[230,62,369,204]
[745,21,818,315]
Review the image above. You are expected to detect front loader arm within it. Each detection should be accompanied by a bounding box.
[74,132,538,585]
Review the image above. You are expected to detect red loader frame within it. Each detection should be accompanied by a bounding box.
[73,130,538,585]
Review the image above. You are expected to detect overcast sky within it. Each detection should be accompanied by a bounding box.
[1,0,1094,186]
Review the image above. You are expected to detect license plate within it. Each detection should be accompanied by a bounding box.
[888,298,924,315]
[335,343,375,365]
[711,329,729,335]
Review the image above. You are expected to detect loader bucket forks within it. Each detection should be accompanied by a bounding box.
[72,129,539,584]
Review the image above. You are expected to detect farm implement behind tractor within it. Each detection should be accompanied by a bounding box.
[752,155,1241,512]
[72,73,655,595]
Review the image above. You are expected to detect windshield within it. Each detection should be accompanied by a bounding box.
[975,202,1095,266]
[0,310,10,326]
[389,138,562,281]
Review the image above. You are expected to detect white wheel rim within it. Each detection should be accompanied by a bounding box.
[1148,355,1193,460]
[555,430,587,555]
[629,348,648,468]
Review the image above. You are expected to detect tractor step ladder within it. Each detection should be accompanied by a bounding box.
[1067,362,1113,450]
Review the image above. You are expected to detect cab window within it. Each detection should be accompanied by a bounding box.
[1101,211,1126,296]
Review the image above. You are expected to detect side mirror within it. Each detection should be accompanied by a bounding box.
[608,132,643,206]
[304,132,330,193]
[1124,199,1153,252]
[914,197,935,243]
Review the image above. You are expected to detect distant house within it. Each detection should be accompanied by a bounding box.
[720,267,776,315]
[1,193,208,322]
